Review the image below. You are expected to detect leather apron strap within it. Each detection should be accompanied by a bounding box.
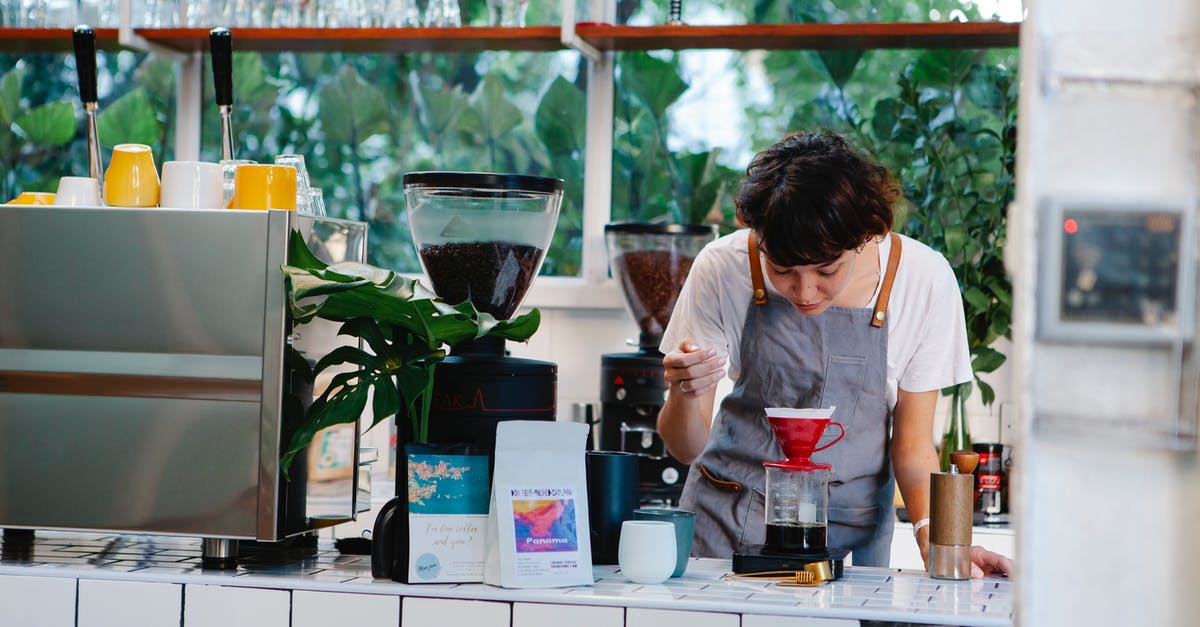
[747,231,903,325]
[871,232,903,328]
[747,232,768,305]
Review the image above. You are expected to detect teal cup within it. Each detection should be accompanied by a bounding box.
[632,508,696,577]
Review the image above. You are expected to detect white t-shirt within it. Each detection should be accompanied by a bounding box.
[661,229,972,410]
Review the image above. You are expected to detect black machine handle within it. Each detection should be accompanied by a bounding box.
[72,25,98,104]
[209,27,234,107]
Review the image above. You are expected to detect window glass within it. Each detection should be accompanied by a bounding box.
[615,0,1023,25]
[1,50,176,202]
[611,46,1018,234]
[199,50,586,276]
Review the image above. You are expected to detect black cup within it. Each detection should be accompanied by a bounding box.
[586,450,640,564]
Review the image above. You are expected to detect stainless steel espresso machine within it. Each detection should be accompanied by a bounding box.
[600,223,717,505]
[0,207,367,567]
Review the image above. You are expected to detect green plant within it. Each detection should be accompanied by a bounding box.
[611,52,743,228]
[868,50,1016,467]
[279,231,541,473]
[0,65,76,201]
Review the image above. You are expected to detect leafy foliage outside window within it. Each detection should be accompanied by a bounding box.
[0,52,176,202]
[195,50,587,277]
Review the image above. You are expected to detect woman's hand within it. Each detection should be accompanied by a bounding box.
[970,545,1012,578]
[662,339,726,397]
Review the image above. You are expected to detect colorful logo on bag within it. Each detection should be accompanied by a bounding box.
[415,553,441,580]
[511,497,578,553]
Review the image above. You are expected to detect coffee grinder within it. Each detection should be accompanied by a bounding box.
[599,223,717,505]
[732,408,848,579]
[403,171,563,455]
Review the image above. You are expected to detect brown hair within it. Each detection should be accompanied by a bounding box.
[734,131,899,266]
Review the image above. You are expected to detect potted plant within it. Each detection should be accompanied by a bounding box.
[277,229,540,472]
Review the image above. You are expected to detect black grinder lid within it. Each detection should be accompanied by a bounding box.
[403,171,564,195]
[604,222,717,236]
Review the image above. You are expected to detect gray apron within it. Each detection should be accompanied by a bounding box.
[680,233,902,567]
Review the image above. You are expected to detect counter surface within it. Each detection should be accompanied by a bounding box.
[0,531,1012,626]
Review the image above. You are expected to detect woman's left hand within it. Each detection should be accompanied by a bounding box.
[970,545,1012,578]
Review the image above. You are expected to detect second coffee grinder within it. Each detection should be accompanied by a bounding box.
[599,223,717,505]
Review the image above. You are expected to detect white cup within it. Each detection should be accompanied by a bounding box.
[53,176,102,207]
[618,520,676,585]
[160,161,224,209]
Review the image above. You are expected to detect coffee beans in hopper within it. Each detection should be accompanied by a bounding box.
[419,242,543,320]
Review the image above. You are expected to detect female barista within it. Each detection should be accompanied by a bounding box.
[658,131,1010,577]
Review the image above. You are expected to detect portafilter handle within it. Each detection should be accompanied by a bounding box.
[209,27,235,161]
[72,25,103,184]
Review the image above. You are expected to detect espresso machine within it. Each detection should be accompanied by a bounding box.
[732,408,847,580]
[599,223,717,505]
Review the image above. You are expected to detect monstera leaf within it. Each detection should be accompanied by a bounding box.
[15,102,74,147]
[535,76,585,159]
[0,68,22,126]
[318,66,390,145]
[279,230,541,473]
[97,88,161,147]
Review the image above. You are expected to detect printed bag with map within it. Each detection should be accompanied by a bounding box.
[372,440,492,583]
[483,420,594,588]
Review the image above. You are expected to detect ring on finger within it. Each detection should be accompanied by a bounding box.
[680,381,689,393]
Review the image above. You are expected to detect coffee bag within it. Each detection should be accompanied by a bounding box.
[483,420,593,587]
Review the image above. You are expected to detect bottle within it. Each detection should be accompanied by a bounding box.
[938,387,972,472]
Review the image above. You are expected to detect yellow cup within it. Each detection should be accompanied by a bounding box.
[227,164,297,211]
[104,143,160,207]
[5,192,56,205]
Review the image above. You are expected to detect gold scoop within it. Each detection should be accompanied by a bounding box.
[724,560,833,587]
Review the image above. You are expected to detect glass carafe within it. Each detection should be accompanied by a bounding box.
[763,465,829,554]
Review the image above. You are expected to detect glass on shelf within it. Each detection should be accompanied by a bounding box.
[305,187,326,217]
[486,0,527,27]
[274,154,312,214]
[423,0,461,27]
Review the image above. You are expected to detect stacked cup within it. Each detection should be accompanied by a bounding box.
[160,161,224,209]
[103,143,159,207]
[227,164,298,211]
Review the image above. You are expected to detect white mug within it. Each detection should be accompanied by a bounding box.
[160,161,224,209]
[618,520,677,585]
[53,176,102,207]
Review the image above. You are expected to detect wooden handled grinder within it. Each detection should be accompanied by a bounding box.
[928,450,978,580]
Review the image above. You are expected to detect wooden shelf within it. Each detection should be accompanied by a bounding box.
[0,28,121,53]
[2,22,1020,56]
[575,21,1020,51]
[135,26,566,54]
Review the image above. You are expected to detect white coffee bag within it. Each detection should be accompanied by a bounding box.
[483,420,593,588]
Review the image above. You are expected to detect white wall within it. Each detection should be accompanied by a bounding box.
[1013,1,1200,625]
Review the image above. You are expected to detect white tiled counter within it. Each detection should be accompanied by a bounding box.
[0,532,1012,627]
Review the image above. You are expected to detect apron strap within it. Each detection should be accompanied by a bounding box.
[747,232,768,305]
[748,231,904,324]
[870,232,903,328]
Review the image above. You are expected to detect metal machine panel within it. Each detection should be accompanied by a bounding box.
[0,207,271,356]
[0,394,260,537]
[0,206,368,540]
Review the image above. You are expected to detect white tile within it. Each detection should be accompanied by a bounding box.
[78,579,181,627]
[291,590,399,627]
[183,584,289,627]
[742,615,859,627]
[626,608,737,627]
[403,597,510,627]
[0,574,76,627]
[513,602,623,627]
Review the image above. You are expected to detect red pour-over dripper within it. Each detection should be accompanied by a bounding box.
[763,407,845,470]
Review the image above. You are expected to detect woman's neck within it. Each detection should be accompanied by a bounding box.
[832,235,883,308]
